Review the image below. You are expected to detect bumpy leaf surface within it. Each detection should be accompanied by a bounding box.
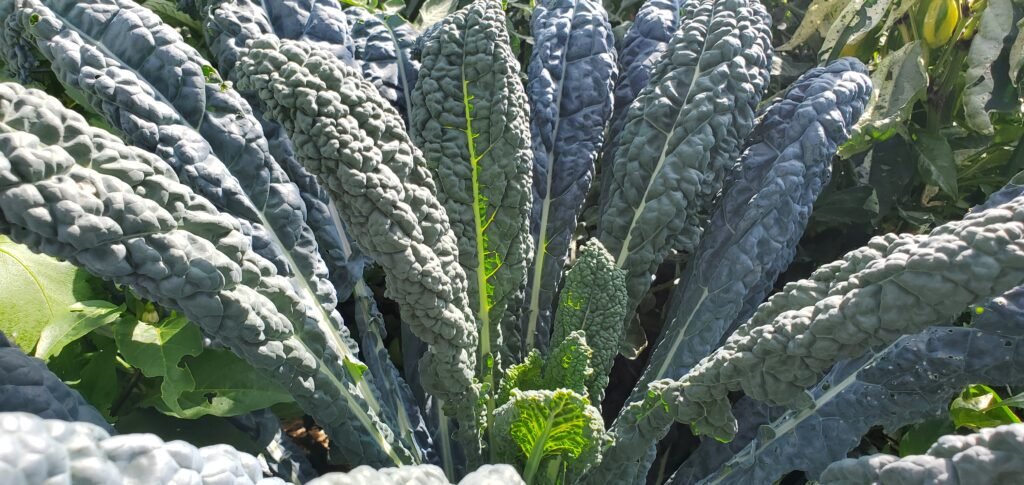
[523,0,616,351]
[0,412,283,484]
[499,331,594,406]
[345,9,421,123]
[608,190,1024,468]
[596,0,773,321]
[598,0,681,196]
[550,239,626,403]
[410,0,534,365]
[634,59,872,405]
[306,464,525,484]
[0,332,112,432]
[820,423,1024,484]
[260,0,356,64]
[690,324,1024,484]
[189,0,429,457]
[493,389,606,481]
[233,36,481,445]
[0,1,368,399]
[0,83,406,465]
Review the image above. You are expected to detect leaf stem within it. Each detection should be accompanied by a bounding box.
[110,368,143,417]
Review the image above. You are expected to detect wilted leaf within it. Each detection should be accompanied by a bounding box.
[777,0,847,51]
[840,41,927,158]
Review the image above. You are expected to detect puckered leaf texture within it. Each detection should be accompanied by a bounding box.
[0,332,112,432]
[345,9,420,124]
[0,82,407,466]
[596,0,773,328]
[820,423,1024,485]
[410,0,534,366]
[598,0,681,195]
[634,58,872,405]
[615,188,1024,467]
[233,35,482,448]
[522,0,617,352]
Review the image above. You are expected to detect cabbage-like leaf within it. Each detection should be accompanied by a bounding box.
[600,184,1024,470]
[596,0,773,328]
[410,0,534,367]
[0,82,408,465]
[499,331,594,406]
[191,0,436,460]
[493,389,606,483]
[523,0,616,352]
[692,324,1024,484]
[0,0,374,414]
[261,0,355,64]
[633,59,872,405]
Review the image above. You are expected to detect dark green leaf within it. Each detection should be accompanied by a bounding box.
[73,345,120,419]
[910,127,959,198]
[898,417,955,457]
[809,185,880,226]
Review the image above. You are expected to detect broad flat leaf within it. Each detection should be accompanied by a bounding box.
[840,41,927,159]
[1009,17,1024,84]
[777,0,846,51]
[964,0,1020,134]
[879,0,922,36]
[808,185,880,226]
[898,418,955,457]
[950,384,1022,429]
[910,126,959,198]
[115,315,203,414]
[159,349,292,418]
[74,344,119,419]
[0,236,102,351]
[819,0,896,61]
[414,0,459,28]
[35,301,125,360]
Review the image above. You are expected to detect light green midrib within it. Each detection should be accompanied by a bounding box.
[461,75,492,363]
[523,401,560,484]
[462,64,498,455]
[39,6,395,461]
[648,286,710,394]
[703,340,893,485]
[614,3,719,269]
[526,0,579,351]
